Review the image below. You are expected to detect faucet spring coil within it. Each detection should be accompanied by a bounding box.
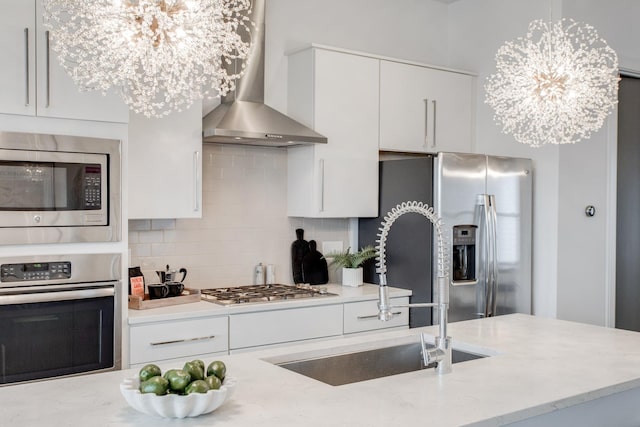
[375,201,449,278]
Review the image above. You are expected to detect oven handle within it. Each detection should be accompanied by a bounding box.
[0,287,114,305]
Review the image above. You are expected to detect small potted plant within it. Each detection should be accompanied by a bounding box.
[326,246,377,287]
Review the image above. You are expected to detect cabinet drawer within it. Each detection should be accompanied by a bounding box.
[343,297,409,334]
[230,304,343,350]
[129,316,228,365]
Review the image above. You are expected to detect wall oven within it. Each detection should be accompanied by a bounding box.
[0,131,121,244]
[0,253,121,386]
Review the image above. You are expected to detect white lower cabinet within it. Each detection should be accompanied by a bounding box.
[229,304,343,351]
[343,297,409,334]
[129,316,228,366]
[128,295,411,364]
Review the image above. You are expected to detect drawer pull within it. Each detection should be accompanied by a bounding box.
[150,335,216,346]
[357,311,402,320]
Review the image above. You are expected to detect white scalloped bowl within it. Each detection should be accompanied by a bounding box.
[120,375,237,418]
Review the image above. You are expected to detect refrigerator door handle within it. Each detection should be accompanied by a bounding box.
[487,195,499,317]
[481,194,492,317]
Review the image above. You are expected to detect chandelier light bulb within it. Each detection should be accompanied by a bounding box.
[43,0,254,118]
[485,19,619,148]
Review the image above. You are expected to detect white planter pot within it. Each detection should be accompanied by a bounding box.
[342,267,363,287]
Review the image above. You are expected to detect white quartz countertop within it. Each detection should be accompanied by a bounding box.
[127,283,411,324]
[4,314,640,426]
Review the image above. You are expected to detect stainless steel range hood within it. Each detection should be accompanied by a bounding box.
[202,0,327,146]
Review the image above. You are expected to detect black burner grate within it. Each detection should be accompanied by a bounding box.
[200,284,336,305]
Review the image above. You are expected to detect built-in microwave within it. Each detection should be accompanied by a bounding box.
[0,132,121,244]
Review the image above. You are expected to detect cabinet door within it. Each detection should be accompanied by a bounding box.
[128,102,203,219]
[0,0,36,116]
[379,61,474,154]
[287,48,379,218]
[229,304,343,350]
[343,297,409,334]
[129,316,229,365]
[428,69,475,153]
[34,0,129,122]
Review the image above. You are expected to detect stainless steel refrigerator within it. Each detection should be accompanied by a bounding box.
[359,152,532,326]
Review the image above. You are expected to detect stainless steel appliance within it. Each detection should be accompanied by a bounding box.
[434,153,532,322]
[200,284,336,305]
[0,253,121,385]
[0,131,121,244]
[202,0,327,146]
[359,153,532,325]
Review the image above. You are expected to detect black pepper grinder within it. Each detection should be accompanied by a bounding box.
[291,228,310,283]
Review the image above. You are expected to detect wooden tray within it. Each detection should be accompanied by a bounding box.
[128,288,201,310]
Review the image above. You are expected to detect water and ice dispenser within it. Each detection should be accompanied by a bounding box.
[452,225,477,285]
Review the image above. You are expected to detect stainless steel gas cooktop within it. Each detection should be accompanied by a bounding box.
[200,284,337,306]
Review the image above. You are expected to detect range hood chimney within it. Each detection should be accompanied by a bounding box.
[202,0,327,146]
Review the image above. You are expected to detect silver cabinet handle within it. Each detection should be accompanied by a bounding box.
[423,98,429,147]
[193,151,201,212]
[150,335,216,347]
[319,158,325,212]
[45,30,51,108]
[24,28,30,106]
[357,311,402,320]
[432,100,437,148]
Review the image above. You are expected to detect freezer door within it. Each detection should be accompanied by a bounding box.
[434,152,487,322]
[486,156,532,316]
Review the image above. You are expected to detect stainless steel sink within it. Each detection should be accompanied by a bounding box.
[272,341,487,386]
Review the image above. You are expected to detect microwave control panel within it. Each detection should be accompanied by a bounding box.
[82,165,102,209]
[1,262,71,282]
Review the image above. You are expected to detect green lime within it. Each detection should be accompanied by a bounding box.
[207,360,226,380]
[204,375,222,390]
[139,376,169,396]
[163,368,191,392]
[138,364,162,382]
[191,359,205,372]
[183,361,205,381]
[185,379,210,394]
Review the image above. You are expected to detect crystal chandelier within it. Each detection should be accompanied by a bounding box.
[485,19,619,147]
[43,0,253,117]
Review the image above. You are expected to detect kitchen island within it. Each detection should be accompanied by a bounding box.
[2,314,640,426]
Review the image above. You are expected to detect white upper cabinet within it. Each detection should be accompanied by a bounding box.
[379,60,475,153]
[287,47,379,218]
[0,0,128,122]
[128,102,202,219]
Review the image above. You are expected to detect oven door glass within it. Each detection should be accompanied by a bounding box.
[0,296,114,385]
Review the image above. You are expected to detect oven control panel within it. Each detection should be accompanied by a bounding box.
[1,262,71,282]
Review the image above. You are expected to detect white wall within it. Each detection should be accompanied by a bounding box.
[555,0,640,326]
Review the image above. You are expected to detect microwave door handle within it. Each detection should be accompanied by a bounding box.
[24,28,30,106]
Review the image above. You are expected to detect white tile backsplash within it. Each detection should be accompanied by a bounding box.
[129,143,350,288]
